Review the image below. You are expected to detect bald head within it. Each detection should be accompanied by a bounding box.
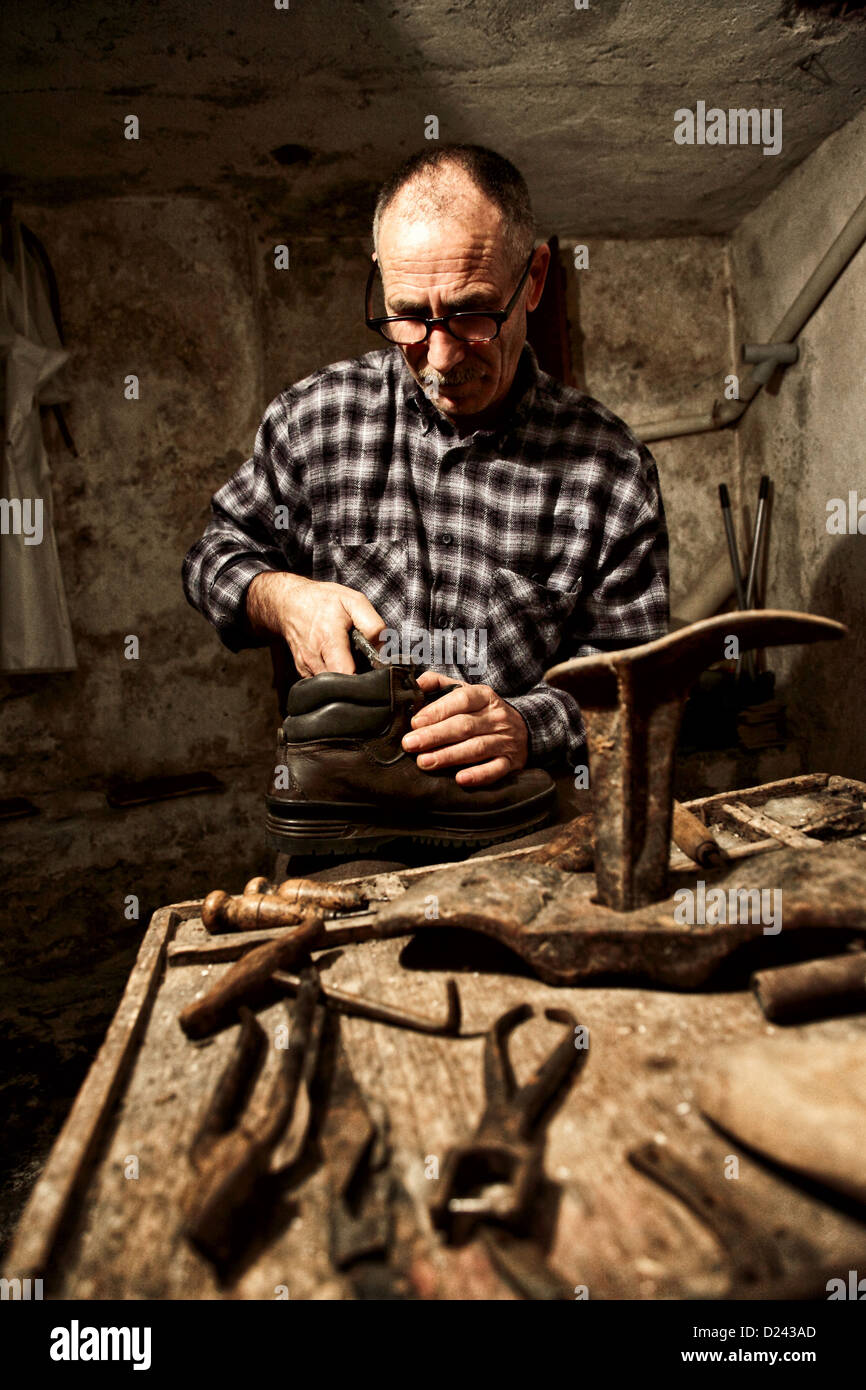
[377,169,512,281]
[372,144,536,274]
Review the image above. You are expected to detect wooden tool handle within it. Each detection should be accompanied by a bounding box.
[203,889,306,933]
[671,801,726,868]
[178,915,322,1039]
[242,877,368,910]
[752,951,866,1024]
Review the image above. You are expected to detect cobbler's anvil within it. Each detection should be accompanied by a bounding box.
[544,611,846,912]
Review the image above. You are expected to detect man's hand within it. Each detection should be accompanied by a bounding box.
[246,572,385,676]
[402,671,529,787]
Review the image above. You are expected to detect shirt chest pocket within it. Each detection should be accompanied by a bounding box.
[329,533,410,615]
[485,567,583,686]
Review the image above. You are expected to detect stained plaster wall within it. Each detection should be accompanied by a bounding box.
[1,196,276,892]
[730,106,866,781]
[560,235,740,618]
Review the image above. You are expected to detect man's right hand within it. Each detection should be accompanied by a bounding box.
[245,572,385,676]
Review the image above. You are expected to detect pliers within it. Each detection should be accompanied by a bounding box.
[430,1002,585,1245]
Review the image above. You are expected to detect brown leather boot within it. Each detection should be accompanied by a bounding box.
[265,650,557,856]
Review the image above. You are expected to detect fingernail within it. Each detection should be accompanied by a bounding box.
[417,754,434,768]
[403,733,419,750]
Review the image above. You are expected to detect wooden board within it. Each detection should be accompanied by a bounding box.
[5,898,866,1300]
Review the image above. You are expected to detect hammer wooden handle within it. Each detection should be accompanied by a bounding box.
[178,915,322,1039]
[530,806,725,874]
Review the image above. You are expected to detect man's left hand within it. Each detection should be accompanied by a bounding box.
[402,672,529,787]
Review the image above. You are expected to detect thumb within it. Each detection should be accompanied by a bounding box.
[343,594,387,647]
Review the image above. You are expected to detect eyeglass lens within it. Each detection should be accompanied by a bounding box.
[380,314,499,344]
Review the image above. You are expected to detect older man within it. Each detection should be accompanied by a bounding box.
[183,144,668,852]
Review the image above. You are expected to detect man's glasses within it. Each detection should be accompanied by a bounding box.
[365,249,535,345]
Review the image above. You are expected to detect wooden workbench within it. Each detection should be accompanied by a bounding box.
[6,896,866,1300]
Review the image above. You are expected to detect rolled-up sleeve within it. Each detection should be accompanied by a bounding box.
[182,396,309,652]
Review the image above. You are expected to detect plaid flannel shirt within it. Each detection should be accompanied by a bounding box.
[182,343,669,769]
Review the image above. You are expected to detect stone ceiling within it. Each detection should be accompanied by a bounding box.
[2,0,865,237]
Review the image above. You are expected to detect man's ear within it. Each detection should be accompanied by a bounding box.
[526,244,551,314]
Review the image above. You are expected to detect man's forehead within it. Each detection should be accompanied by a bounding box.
[377,219,509,293]
[379,176,509,264]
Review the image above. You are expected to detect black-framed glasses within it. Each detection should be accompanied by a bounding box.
[365,248,536,345]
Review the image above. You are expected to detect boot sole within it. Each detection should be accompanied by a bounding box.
[264,787,556,856]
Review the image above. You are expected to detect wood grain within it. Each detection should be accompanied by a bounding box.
[7,902,866,1299]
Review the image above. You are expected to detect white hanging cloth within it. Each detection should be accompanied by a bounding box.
[0,219,76,671]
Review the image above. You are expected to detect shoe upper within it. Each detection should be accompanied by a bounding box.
[271,632,556,814]
[281,664,428,743]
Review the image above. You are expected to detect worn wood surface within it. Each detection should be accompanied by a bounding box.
[7,903,866,1300]
[3,903,191,1279]
[7,775,866,1299]
[696,1035,866,1206]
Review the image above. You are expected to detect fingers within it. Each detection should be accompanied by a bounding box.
[416,732,509,770]
[409,714,484,755]
[402,681,528,783]
[455,756,512,787]
[319,628,356,675]
[290,586,386,676]
[404,685,498,757]
[415,670,459,692]
[410,683,489,730]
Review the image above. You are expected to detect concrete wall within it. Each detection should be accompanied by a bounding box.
[730,106,866,780]
[561,235,739,618]
[1,197,278,896]
[254,230,372,405]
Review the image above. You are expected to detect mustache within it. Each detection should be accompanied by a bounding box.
[418,366,483,395]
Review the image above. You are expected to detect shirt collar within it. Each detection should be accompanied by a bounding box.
[397,342,541,444]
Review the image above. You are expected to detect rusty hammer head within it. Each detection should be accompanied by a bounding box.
[545,610,846,912]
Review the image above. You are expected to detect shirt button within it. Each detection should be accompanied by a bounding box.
[440,533,453,546]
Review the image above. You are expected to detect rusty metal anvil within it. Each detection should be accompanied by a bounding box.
[544,611,846,911]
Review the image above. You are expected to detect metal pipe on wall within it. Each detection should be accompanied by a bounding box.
[634,189,866,444]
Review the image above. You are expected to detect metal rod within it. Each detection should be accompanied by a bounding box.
[745,474,770,609]
[719,484,747,610]
[271,970,472,1036]
[719,483,753,681]
[741,343,799,365]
